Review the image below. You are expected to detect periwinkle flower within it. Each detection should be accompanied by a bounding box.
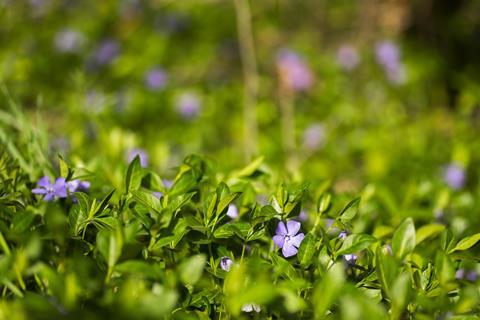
[273,220,305,258]
[338,231,348,240]
[54,29,84,53]
[303,123,325,151]
[220,256,234,271]
[466,270,478,282]
[276,49,313,92]
[343,254,357,264]
[93,39,120,66]
[66,180,90,193]
[297,210,308,222]
[175,92,201,119]
[241,303,261,313]
[163,179,174,189]
[455,269,466,280]
[145,68,167,91]
[32,176,67,201]
[336,45,360,71]
[226,204,238,219]
[375,40,405,84]
[443,163,465,190]
[456,269,478,282]
[127,148,148,167]
[152,191,163,199]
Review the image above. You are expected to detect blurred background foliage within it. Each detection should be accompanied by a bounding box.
[1,0,480,231]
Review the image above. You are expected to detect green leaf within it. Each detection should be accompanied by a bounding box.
[392,218,416,260]
[336,234,376,257]
[125,155,142,193]
[339,197,360,222]
[313,263,345,317]
[131,190,162,214]
[97,228,123,271]
[179,254,206,286]
[416,224,445,245]
[317,192,332,214]
[375,246,398,299]
[448,233,480,254]
[297,233,319,267]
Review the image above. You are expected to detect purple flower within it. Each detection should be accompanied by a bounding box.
[93,40,120,66]
[336,45,360,71]
[175,92,201,119]
[220,256,233,271]
[163,179,174,189]
[325,218,339,233]
[153,191,163,199]
[455,269,465,280]
[297,210,308,222]
[226,204,238,219]
[32,176,67,201]
[276,49,313,92]
[343,254,357,264]
[127,148,148,167]
[466,271,478,282]
[338,231,348,240]
[273,220,305,258]
[145,68,167,91]
[66,180,90,193]
[303,123,325,151]
[54,29,84,53]
[443,164,466,190]
[375,41,405,84]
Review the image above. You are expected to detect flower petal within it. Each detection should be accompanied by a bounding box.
[273,235,285,248]
[286,220,301,236]
[32,188,47,195]
[37,176,51,188]
[282,240,298,257]
[226,204,238,219]
[43,193,55,201]
[290,233,305,248]
[54,177,67,198]
[275,221,287,236]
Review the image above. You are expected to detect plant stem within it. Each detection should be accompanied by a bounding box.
[278,90,298,174]
[233,0,259,162]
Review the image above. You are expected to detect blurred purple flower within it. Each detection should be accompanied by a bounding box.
[226,204,238,219]
[303,123,325,151]
[66,180,90,193]
[343,254,357,264]
[163,179,174,189]
[127,148,148,167]
[32,176,67,201]
[336,45,360,71]
[375,41,406,84]
[466,270,478,282]
[455,269,465,280]
[54,29,84,53]
[220,256,233,271]
[176,92,201,119]
[273,220,305,257]
[93,40,120,66]
[145,68,167,91]
[297,210,308,222]
[153,191,163,199]
[276,49,313,92]
[338,231,348,240]
[443,163,466,190]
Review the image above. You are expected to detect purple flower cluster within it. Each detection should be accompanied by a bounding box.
[276,49,313,92]
[336,45,360,71]
[32,176,89,202]
[443,163,466,190]
[456,269,478,282]
[175,92,201,119]
[375,41,405,84]
[220,256,234,271]
[273,220,305,257]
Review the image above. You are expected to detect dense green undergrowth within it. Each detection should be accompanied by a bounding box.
[0,145,480,319]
